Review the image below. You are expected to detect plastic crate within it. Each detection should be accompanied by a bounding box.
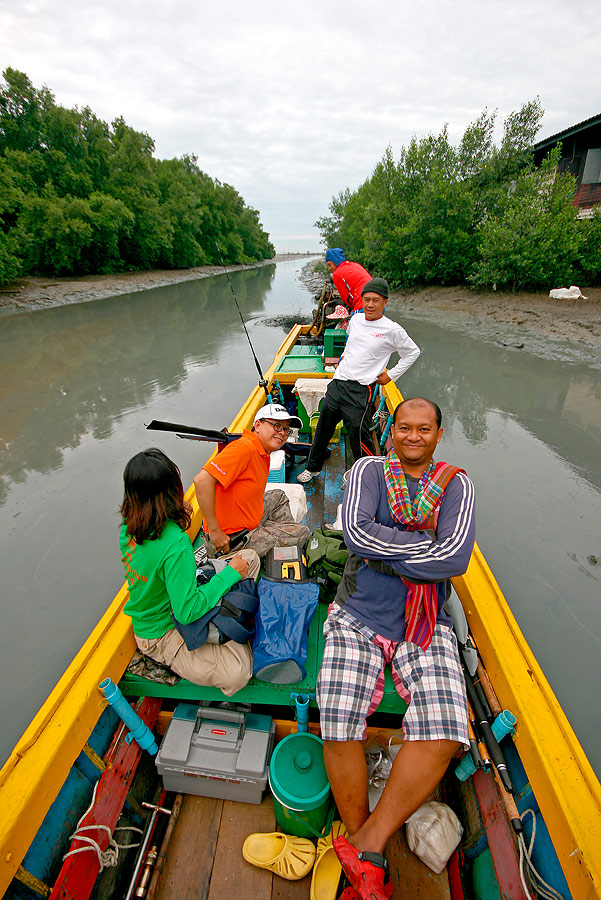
[323,328,347,360]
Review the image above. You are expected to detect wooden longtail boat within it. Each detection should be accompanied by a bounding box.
[1,323,600,900]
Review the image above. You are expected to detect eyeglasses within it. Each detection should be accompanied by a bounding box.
[264,420,292,435]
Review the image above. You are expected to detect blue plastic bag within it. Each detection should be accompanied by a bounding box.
[252,578,320,684]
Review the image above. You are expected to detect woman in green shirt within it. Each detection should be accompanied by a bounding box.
[120,448,258,695]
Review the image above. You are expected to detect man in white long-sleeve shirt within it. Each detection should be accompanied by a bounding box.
[297,278,420,484]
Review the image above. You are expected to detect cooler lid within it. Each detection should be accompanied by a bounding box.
[269,449,285,470]
[269,732,330,808]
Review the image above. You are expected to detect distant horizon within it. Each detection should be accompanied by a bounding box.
[273,237,323,255]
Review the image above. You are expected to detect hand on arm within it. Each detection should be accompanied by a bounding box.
[193,469,230,553]
[163,545,241,625]
[387,475,476,581]
[342,460,434,561]
[376,370,392,385]
[342,463,475,581]
[228,552,249,579]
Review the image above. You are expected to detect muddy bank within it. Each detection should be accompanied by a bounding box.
[299,260,601,366]
[3,254,600,366]
[393,284,601,364]
[0,254,316,316]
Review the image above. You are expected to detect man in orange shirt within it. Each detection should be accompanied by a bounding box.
[194,403,310,558]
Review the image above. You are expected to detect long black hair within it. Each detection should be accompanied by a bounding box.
[120,448,191,543]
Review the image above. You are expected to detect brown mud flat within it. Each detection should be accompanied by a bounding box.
[0,254,312,316]
[391,284,601,354]
[2,258,600,364]
[300,260,601,363]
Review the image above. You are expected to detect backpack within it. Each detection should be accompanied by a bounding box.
[305,526,349,601]
[171,575,259,650]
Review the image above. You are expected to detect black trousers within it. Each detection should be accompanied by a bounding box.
[306,378,377,471]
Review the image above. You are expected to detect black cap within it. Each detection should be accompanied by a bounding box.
[361,277,389,298]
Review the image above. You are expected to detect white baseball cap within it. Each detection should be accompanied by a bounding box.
[254,403,302,427]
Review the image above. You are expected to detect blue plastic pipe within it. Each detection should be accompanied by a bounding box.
[99,677,158,755]
[379,414,393,452]
[294,694,310,733]
[455,709,516,781]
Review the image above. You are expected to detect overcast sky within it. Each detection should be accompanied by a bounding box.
[2,0,600,252]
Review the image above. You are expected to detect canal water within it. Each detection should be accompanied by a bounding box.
[1,258,600,779]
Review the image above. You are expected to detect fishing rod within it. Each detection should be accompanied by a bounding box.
[145,420,312,457]
[462,658,514,793]
[215,243,269,397]
[340,276,355,313]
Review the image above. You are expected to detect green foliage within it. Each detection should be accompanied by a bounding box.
[315,98,600,290]
[0,232,21,282]
[403,174,478,284]
[470,149,581,290]
[574,207,601,284]
[0,69,274,285]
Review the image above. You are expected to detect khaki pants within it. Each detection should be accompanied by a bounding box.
[135,630,252,696]
[134,548,259,696]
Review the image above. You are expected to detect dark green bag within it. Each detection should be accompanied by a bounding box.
[305,527,349,601]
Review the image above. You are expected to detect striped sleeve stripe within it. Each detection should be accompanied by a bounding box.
[343,460,474,565]
[404,473,475,567]
[343,457,432,557]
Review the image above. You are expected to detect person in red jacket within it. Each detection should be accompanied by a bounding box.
[326,248,371,313]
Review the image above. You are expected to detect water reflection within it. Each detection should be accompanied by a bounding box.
[391,312,601,776]
[395,313,601,490]
[0,266,276,503]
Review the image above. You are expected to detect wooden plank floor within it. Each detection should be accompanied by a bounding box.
[152,793,451,900]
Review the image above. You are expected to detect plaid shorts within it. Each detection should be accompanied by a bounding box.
[316,607,469,746]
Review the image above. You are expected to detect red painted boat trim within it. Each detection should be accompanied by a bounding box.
[49,697,161,900]
[472,768,524,898]
[447,849,467,900]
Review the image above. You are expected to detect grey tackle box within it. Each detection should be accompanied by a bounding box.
[155,703,275,804]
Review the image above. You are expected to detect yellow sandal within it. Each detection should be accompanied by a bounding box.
[242,831,316,880]
[310,821,348,900]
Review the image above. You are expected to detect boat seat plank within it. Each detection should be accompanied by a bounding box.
[208,796,278,900]
[152,794,222,900]
[120,602,329,706]
[386,826,451,899]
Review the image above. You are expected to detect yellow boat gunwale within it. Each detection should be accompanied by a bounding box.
[1,323,599,899]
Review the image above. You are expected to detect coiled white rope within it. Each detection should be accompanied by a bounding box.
[518,809,564,900]
[63,780,142,871]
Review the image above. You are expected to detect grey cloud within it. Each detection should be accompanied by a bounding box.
[1,0,599,250]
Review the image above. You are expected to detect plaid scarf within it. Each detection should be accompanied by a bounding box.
[382,450,462,650]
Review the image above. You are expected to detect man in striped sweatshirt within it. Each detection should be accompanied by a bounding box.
[316,397,475,900]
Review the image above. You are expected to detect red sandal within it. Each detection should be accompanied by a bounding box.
[338,888,360,899]
[333,837,392,900]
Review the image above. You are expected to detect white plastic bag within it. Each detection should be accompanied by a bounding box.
[264,482,308,523]
[293,378,330,417]
[549,285,588,300]
[405,801,463,874]
[327,503,343,531]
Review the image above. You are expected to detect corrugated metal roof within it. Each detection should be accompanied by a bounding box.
[534,113,601,151]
